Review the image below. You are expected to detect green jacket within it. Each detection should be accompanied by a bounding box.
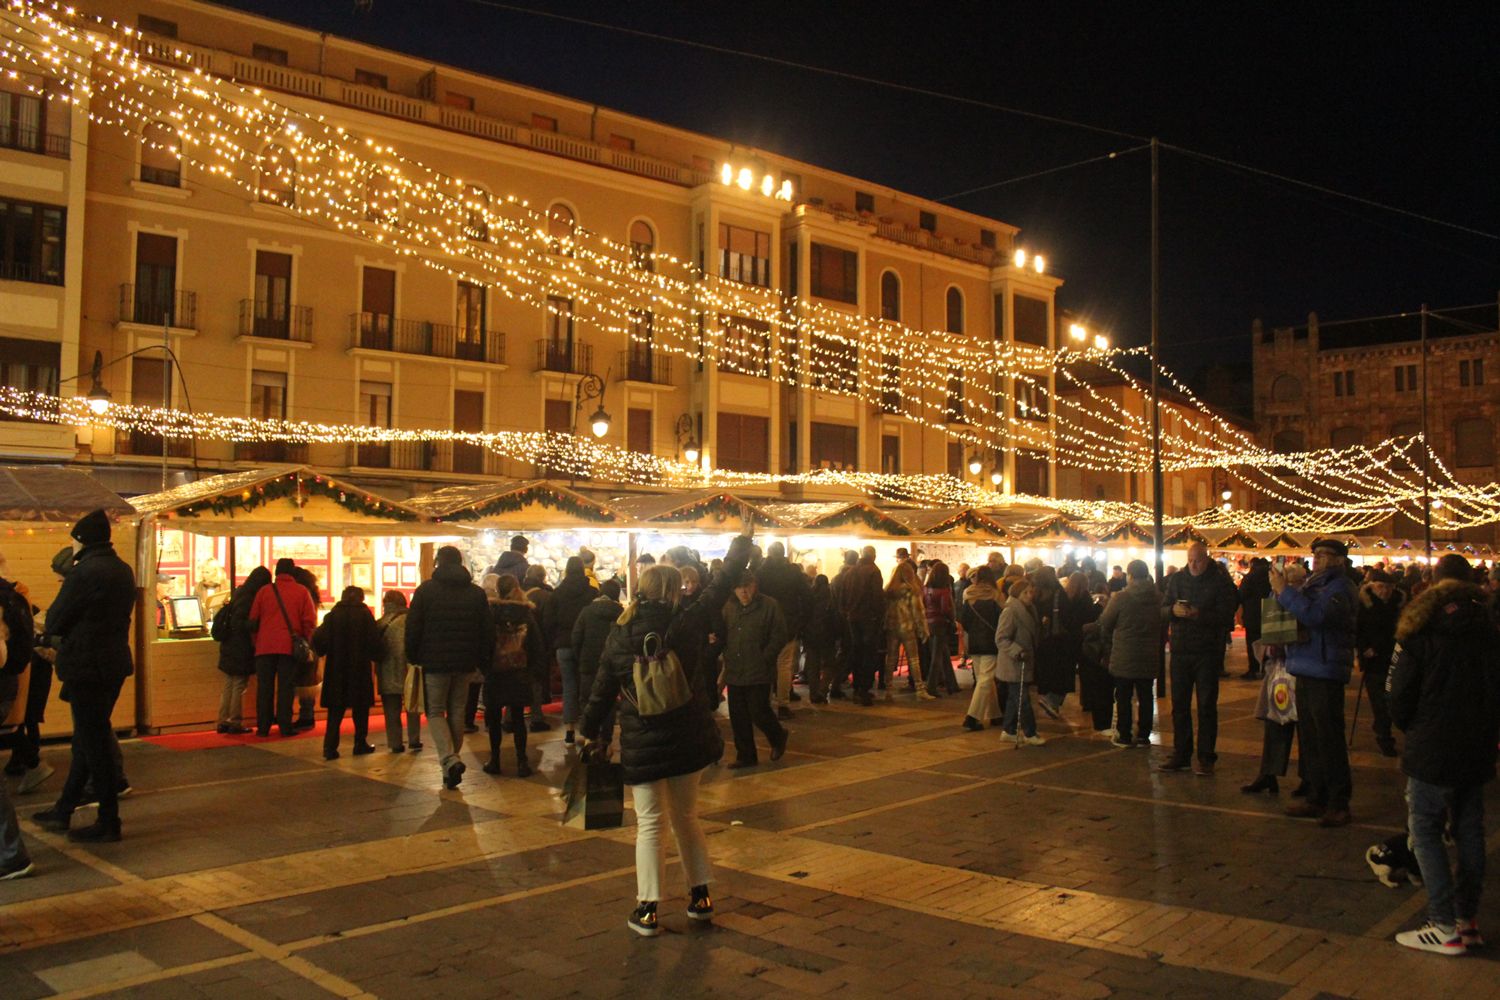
[721,592,788,686]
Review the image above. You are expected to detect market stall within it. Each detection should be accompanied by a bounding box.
[0,466,138,736]
[127,465,450,732]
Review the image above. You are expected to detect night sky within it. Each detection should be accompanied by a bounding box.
[217,0,1500,397]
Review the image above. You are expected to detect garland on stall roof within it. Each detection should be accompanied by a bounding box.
[167,473,417,521]
[812,505,911,536]
[656,494,769,525]
[443,486,615,523]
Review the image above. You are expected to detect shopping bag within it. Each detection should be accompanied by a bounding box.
[1259,596,1306,646]
[562,757,624,830]
[1262,660,1297,725]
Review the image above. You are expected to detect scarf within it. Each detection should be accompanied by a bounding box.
[962,580,999,605]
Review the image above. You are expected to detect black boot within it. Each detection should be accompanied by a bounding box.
[963,716,984,732]
[69,817,122,843]
[1240,775,1278,795]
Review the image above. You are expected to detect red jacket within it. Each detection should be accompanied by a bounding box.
[249,574,316,657]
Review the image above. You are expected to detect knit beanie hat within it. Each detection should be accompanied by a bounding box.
[70,508,111,546]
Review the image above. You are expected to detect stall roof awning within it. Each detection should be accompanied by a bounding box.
[602,490,781,527]
[0,465,133,522]
[129,466,432,532]
[1208,528,1259,550]
[886,507,1009,539]
[770,501,912,536]
[1017,514,1091,542]
[404,479,622,523]
[1100,520,1159,545]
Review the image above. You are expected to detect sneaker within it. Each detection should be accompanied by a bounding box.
[68,819,121,844]
[1457,918,1484,950]
[0,858,35,880]
[962,716,984,732]
[917,690,937,702]
[442,760,466,790]
[1110,736,1132,749]
[1024,734,1047,747]
[1366,845,1402,889]
[687,885,713,922]
[628,901,659,937]
[1395,922,1464,956]
[18,762,54,794]
[31,806,70,832]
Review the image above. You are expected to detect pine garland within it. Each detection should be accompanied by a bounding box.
[443,486,615,523]
[814,505,911,536]
[657,494,770,525]
[169,473,417,521]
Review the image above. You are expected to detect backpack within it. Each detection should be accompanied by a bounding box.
[0,584,34,678]
[210,602,233,643]
[625,632,692,719]
[492,617,529,673]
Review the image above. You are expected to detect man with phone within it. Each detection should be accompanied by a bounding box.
[1158,542,1237,775]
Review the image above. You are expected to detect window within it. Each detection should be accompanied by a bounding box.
[133,232,177,326]
[919,211,936,233]
[944,368,965,423]
[1016,380,1048,420]
[359,267,396,347]
[356,381,392,465]
[354,69,389,90]
[880,433,900,474]
[946,441,964,478]
[139,120,180,186]
[1012,295,1048,346]
[809,242,858,303]
[137,14,177,37]
[629,220,654,270]
[1332,369,1356,397]
[252,43,288,66]
[854,191,874,214]
[0,337,59,420]
[717,412,769,473]
[0,78,46,155]
[1454,417,1494,468]
[1015,450,1049,496]
[547,203,575,252]
[0,198,65,284]
[1460,358,1485,387]
[132,356,171,408]
[880,271,900,321]
[810,422,858,470]
[979,229,996,249]
[455,281,486,359]
[258,144,295,206]
[544,295,573,361]
[607,133,635,152]
[945,287,964,335]
[1394,364,1418,392]
[879,354,900,412]
[443,91,475,110]
[463,185,489,241]
[251,370,287,420]
[718,223,770,286]
[811,334,856,394]
[1272,429,1305,454]
[628,407,652,455]
[252,250,292,338]
[1330,425,1362,449]
[452,390,485,474]
[544,399,571,434]
[530,112,558,132]
[1271,373,1303,403]
[720,316,771,377]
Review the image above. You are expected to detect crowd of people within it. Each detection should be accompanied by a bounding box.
[1,518,1498,955]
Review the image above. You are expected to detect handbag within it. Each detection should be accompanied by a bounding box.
[270,583,319,686]
[561,753,624,829]
[624,633,692,719]
[1254,657,1297,725]
[1258,596,1307,647]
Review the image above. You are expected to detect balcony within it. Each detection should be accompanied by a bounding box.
[0,260,63,286]
[618,350,672,385]
[119,285,197,329]
[0,124,69,159]
[351,440,500,476]
[535,339,593,375]
[116,429,191,459]
[878,389,902,415]
[234,441,308,464]
[349,314,505,365]
[240,300,312,342]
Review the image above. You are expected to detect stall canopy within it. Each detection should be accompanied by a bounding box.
[757,500,911,536]
[1019,514,1092,543]
[1099,520,1159,545]
[1161,523,1208,547]
[405,479,622,526]
[129,465,439,535]
[1209,528,1259,551]
[889,507,1008,540]
[603,490,782,529]
[0,465,132,522]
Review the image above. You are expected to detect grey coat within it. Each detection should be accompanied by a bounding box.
[374,611,408,697]
[994,597,1039,684]
[1099,578,1162,680]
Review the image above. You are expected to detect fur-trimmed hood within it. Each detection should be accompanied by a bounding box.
[1395,578,1487,643]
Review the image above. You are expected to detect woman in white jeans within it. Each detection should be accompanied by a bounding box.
[958,566,1004,730]
[581,535,753,936]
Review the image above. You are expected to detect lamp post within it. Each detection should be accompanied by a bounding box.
[1150,136,1164,584]
[59,345,199,489]
[1420,303,1432,559]
[572,371,610,440]
[674,413,700,465]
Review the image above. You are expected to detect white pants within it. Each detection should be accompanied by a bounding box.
[633,767,712,902]
[966,654,1000,722]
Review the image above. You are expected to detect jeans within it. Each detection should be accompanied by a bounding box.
[323,705,369,754]
[884,631,924,689]
[1113,678,1153,742]
[966,654,1000,722]
[1295,675,1352,811]
[254,654,298,734]
[1407,777,1486,929]
[0,775,28,871]
[558,647,580,725]
[56,677,124,824]
[633,767,712,902]
[1001,680,1036,737]
[218,674,248,726]
[775,640,800,707]
[1168,652,1219,764]
[727,683,785,763]
[380,693,421,749]
[424,671,473,771]
[481,674,528,765]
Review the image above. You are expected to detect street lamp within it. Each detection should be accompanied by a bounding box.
[58,346,198,487]
[990,470,1003,487]
[967,453,983,476]
[572,371,610,439]
[83,351,111,415]
[675,414,700,464]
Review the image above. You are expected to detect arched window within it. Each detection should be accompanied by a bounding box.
[1454,417,1494,467]
[258,143,295,207]
[548,203,576,254]
[1272,429,1304,454]
[140,121,180,187]
[1330,426,1362,449]
[464,185,490,242]
[629,220,654,270]
[1271,373,1302,403]
[880,271,900,322]
[945,286,964,334]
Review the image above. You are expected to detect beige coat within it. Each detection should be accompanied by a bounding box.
[994,596,1039,684]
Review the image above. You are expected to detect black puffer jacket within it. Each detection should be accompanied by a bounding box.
[571,594,622,687]
[405,562,493,674]
[485,598,546,705]
[542,572,597,650]
[1389,579,1500,787]
[756,554,810,639]
[214,568,269,677]
[44,542,136,691]
[1356,584,1404,671]
[1162,562,1237,656]
[581,536,750,785]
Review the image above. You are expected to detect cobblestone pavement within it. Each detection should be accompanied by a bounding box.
[2,644,1497,1000]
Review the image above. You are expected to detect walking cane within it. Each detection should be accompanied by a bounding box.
[1347,669,1365,749]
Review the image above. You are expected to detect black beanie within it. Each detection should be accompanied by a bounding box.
[70,508,111,546]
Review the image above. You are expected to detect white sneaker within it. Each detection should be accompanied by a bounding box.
[1395,923,1465,956]
[916,690,937,701]
[19,763,54,794]
[1024,734,1047,747]
[1457,918,1484,950]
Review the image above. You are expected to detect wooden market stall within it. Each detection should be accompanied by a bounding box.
[0,466,139,737]
[127,465,451,733]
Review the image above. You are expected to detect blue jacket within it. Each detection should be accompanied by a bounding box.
[1276,568,1358,682]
